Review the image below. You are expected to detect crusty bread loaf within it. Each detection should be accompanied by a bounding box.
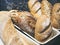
[10,10,36,37]
[35,15,52,41]
[51,3,60,29]
[0,11,36,45]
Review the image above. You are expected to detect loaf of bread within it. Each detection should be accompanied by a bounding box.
[0,11,36,45]
[10,10,36,37]
[51,3,60,29]
[35,15,52,41]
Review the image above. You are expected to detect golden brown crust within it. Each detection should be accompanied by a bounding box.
[10,11,36,37]
[28,0,41,19]
[35,15,52,41]
[51,3,60,29]
[2,19,18,45]
[41,0,52,16]
[9,36,23,45]
[28,0,52,41]
[0,11,36,45]
[28,0,37,9]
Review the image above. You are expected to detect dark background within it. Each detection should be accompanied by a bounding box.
[0,0,60,11]
[0,0,60,45]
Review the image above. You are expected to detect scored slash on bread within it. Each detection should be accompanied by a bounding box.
[28,0,38,9]
[31,2,41,13]
[28,0,41,19]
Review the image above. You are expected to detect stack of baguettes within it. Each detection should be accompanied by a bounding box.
[28,0,60,41]
[28,0,52,41]
[0,11,36,45]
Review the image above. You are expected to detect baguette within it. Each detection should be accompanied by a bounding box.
[35,15,52,41]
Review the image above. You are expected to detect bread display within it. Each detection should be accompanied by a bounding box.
[51,3,60,29]
[0,0,60,45]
